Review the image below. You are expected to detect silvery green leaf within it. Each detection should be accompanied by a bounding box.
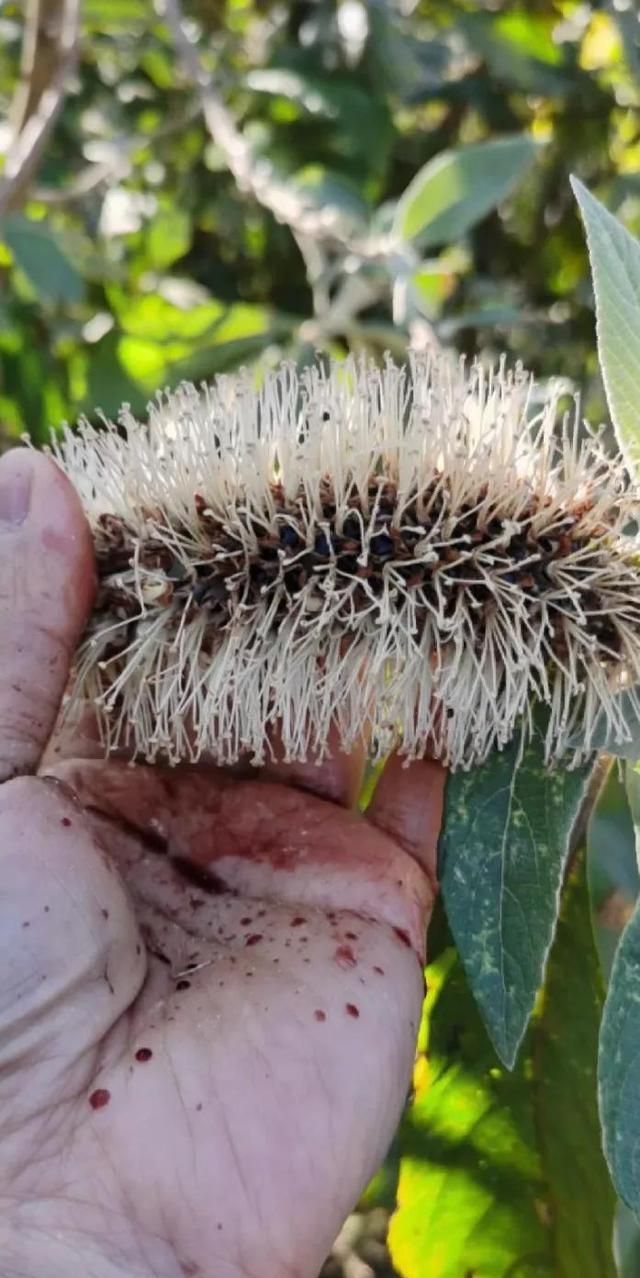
[440,722,591,1067]
[572,177,640,477]
[599,898,640,1216]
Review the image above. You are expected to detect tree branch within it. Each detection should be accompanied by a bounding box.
[0,0,81,217]
[158,0,388,259]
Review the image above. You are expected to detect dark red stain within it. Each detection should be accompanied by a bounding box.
[291,916,306,927]
[373,966,385,975]
[240,917,252,926]
[101,908,109,920]
[257,909,266,918]
[393,926,411,948]
[60,817,72,828]
[190,897,205,911]
[180,1262,201,1277]
[345,931,358,941]
[335,944,357,969]
[135,1047,153,1062]
[176,980,191,991]
[314,1009,326,1022]
[345,1003,360,1018]
[172,856,228,894]
[89,1088,111,1109]
[245,934,263,947]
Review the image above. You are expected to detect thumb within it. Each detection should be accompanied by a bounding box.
[0,448,94,780]
[0,777,145,1166]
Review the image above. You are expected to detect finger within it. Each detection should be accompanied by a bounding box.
[0,776,145,1148]
[41,698,106,771]
[255,722,368,807]
[45,757,433,956]
[366,752,446,889]
[44,706,369,807]
[0,449,95,780]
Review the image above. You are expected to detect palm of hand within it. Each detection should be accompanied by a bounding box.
[0,452,443,1278]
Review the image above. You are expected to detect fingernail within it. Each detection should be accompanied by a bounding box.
[0,451,34,528]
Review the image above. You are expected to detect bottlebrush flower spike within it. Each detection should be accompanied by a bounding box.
[53,353,640,770]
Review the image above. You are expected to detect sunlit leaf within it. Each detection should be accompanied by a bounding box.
[439,721,591,1066]
[572,178,640,478]
[146,208,192,270]
[395,136,538,248]
[460,11,569,94]
[391,857,616,1278]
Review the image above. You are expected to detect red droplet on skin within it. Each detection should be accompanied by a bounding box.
[135,1048,152,1062]
[176,980,191,991]
[345,931,358,941]
[335,944,357,969]
[314,1009,327,1022]
[345,1003,360,1019]
[393,926,411,948]
[240,917,253,926]
[373,965,385,975]
[60,817,72,827]
[245,934,262,947]
[89,1088,111,1109]
[291,916,306,927]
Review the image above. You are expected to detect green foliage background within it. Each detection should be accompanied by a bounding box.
[1,0,639,446]
[3,1,640,1274]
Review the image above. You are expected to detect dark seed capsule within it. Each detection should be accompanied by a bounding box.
[342,514,362,541]
[370,532,394,558]
[191,577,228,606]
[279,524,300,549]
[315,532,331,557]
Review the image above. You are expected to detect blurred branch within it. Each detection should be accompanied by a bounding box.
[0,0,81,216]
[33,100,202,206]
[159,0,389,259]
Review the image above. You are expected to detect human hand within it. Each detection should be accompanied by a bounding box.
[0,449,445,1278]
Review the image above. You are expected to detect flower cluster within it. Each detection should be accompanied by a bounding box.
[54,353,640,770]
